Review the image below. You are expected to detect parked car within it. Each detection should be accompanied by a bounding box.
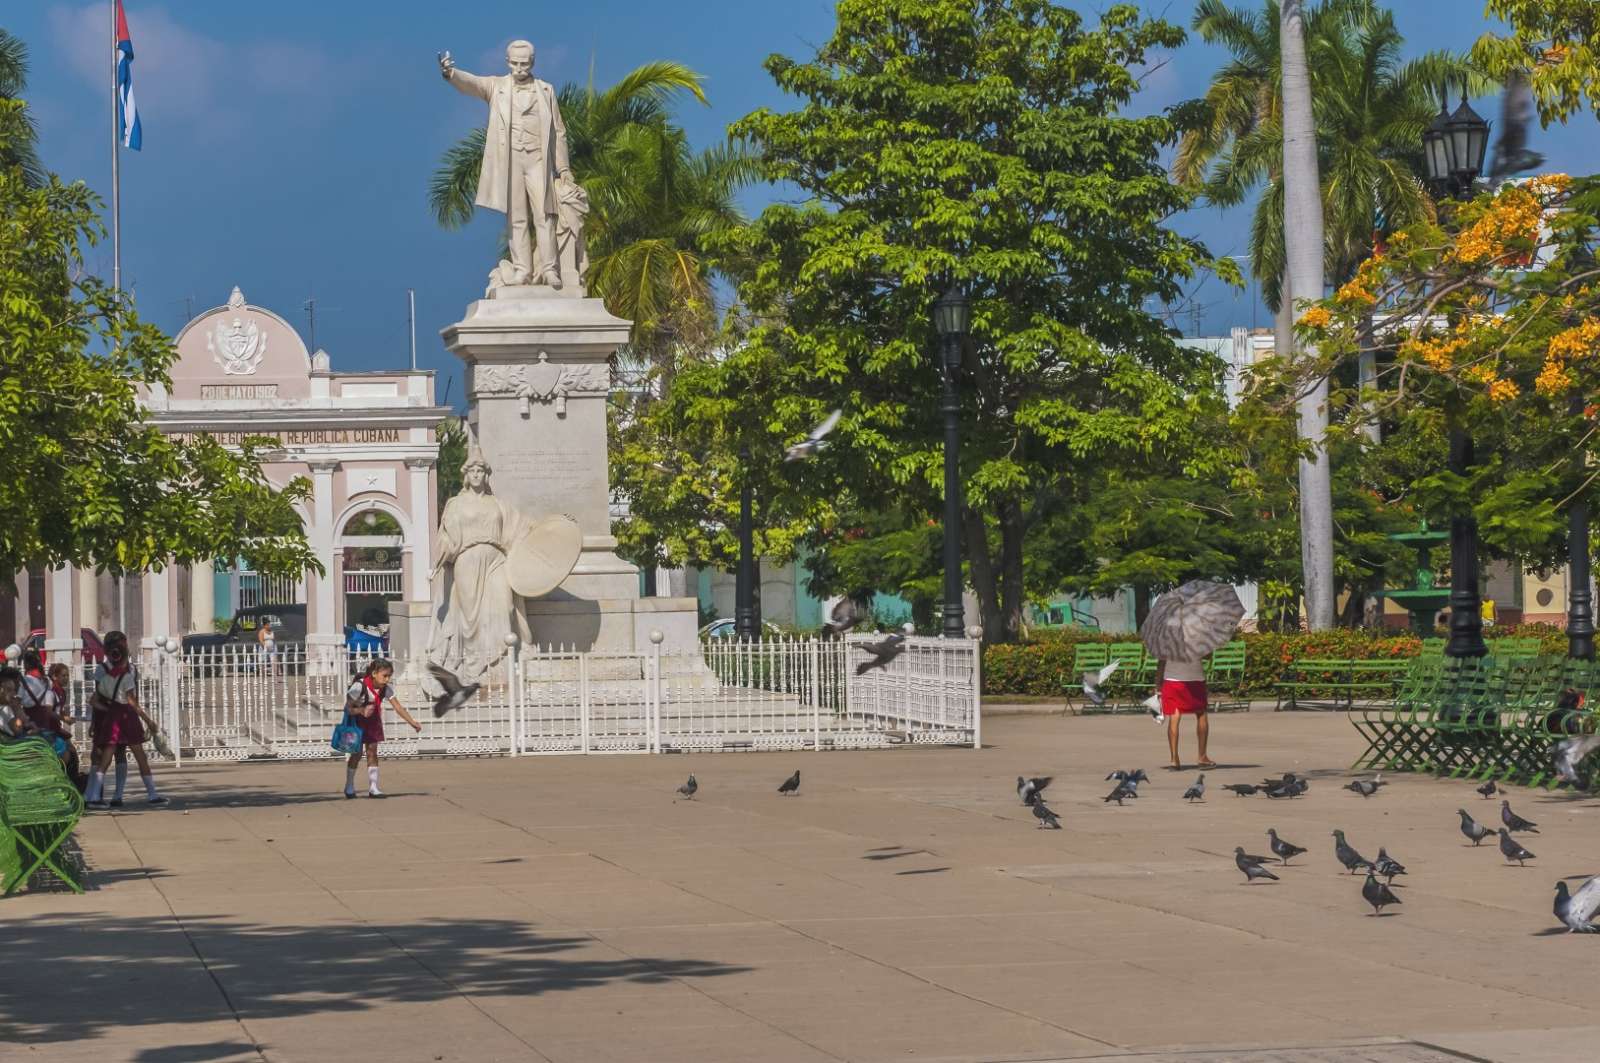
[182,604,309,674]
[699,617,783,639]
[24,628,106,665]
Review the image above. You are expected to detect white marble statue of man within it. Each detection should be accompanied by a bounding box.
[438,40,577,290]
[424,443,534,694]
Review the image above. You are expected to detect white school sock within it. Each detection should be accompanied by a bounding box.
[86,770,105,803]
[368,766,381,794]
[345,766,357,794]
[142,773,159,800]
[114,760,128,801]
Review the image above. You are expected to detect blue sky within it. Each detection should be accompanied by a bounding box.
[8,2,1600,407]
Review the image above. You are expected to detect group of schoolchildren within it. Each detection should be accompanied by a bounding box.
[2,633,422,805]
[0,630,165,808]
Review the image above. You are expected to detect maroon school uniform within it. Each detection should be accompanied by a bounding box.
[93,661,145,746]
[347,677,396,745]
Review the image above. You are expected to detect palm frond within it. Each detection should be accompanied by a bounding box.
[428,128,484,229]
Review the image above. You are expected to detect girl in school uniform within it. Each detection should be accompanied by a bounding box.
[343,658,421,798]
[85,631,166,810]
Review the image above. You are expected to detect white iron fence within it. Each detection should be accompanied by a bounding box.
[52,634,979,763]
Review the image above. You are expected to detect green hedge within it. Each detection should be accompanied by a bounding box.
[981,624,1570,698]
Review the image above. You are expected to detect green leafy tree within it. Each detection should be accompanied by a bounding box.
[0,29,42,187]
[1474,0,1600,125]
[0,100,316,582]
[693,0,1234,642]
[435,415,467,509]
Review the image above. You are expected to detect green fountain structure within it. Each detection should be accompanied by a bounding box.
[1377,523,1452,633]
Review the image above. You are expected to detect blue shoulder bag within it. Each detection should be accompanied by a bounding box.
[330,708,365,755]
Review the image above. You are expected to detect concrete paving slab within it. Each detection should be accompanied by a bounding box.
[8,712,1600,1062]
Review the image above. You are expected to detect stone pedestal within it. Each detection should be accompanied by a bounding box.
[386,599,434,675]
[442,287,700,652]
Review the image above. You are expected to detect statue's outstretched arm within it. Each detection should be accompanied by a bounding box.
[439,53,493,102]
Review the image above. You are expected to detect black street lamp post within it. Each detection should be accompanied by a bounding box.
[735,444,759,639]
[1568,393,1596,660]
[1422,86,1491,659]
[934,286,970,639]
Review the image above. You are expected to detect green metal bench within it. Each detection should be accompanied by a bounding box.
[1204,641,1248,711]
[1275,658,1411,711]
[0,736,85,896]
[1062,642,1109,714]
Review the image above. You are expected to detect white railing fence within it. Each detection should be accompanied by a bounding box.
[343,569,404,595]
[55,634,979,763]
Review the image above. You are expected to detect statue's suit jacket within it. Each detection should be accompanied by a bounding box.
[448,69,572,217]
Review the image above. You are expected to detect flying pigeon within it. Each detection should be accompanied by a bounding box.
[1362,870,1403,916]
[1106,769,1150,785]
[823,596,869,637]
[1476,780,1500,799]
[427,664,481,718]
[1236,847,1279,883]
[1222,783,1259,797]
[1103,779,1139,805]
[1081,661,1120,707]
[1267,828,1307,865]
[676,774,698,800]
[1554,876,1600,933]
[1017,776,1053,806]
[1374,847,1407,883]
[778,770,800,796]
[1032,801,1062,830]
[1553,734,1600,788]
[1498,828,1536,867]
[1345,774,1385,798]
[1458,808,1495,846]
[1333,830,1374,874]
[1501,799,1539,833]
[1487,69,1545,180]
[1183,774,1206,803]
[854,634,907,676]
[784,408,842,462]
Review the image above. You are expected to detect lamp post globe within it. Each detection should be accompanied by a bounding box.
[935,285,970,639]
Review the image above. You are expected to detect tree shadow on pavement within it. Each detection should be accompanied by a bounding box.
[2,914,751,1048]
[134,1043,262,1063]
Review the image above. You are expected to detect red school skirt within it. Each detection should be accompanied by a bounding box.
[95,702,146,746]
[1160,680,1208,716]
[355,706,385,745]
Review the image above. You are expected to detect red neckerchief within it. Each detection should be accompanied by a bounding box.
[105,659,129,678]
[362,675,385,712]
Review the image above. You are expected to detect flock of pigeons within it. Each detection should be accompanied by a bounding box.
[1016,767,1600,932]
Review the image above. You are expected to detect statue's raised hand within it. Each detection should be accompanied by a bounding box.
[437,50,455,78]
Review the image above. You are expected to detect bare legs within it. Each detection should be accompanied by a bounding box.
[1166,713,1215,769]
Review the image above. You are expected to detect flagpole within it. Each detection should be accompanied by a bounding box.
[110,0,121,293]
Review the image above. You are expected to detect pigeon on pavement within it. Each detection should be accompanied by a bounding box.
[1017,776,1053,806]
[1501,799,1539,833]
[1374,848,1407,882]
[1267,829,1307,865]
[1458,808,1495,846]
[778,770,800,796]
[1103,780,1139,805]
[1222,783,1259,797]
[1362,870,1403,915]
[1032,801,1062,829]
[676,774,698,800]
[854,634,907,676]
[1498,828,1536,866]
[1107,769,1151,784]
[1345,774,1386,798]
[1553,734,1600,788]
[1183,774,1206,803]
[1554,876,1600,933]
[427,664,481,718]
[1476,780,1500,799]
[1333,830,1374,874]
[784,408,842,462]
[1081,661,1120,707]
[1236,847,1280,883]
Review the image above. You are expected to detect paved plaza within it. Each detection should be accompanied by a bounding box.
[6,710,1599,1063]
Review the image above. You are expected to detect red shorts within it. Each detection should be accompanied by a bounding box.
[1161,680,1208,716]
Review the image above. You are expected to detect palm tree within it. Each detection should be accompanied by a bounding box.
[0,28,44,186]
[428,61,755,359]
[1279,0,1334,630]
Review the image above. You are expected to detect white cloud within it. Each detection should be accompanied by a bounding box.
[46,4,361,133]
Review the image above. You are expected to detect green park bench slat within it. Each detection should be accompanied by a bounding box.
[1274,658,1411,711]
[0,736,85,896]
[1062,643,1110,714]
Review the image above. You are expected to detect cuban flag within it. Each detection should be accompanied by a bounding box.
[115,0,142,150]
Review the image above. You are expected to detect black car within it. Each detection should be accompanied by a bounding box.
[182,604,308,674]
